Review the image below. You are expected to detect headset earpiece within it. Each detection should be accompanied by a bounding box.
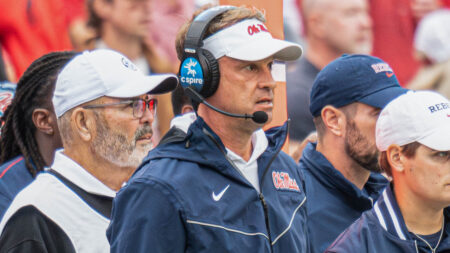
[178,5,237,99]
[198,49,220,98]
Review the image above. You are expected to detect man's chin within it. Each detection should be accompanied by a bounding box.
[137,143,153,155]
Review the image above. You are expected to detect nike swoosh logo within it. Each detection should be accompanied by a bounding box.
[386,72,394,78]
[212,184,230,201]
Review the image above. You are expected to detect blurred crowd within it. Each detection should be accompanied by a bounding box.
[1,0,449,144]
[0,1,449,252]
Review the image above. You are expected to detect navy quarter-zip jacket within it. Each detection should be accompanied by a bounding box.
[299,142,388,253]
[108,117,309,253]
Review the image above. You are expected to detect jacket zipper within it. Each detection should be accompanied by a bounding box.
[203,128,281,252]
[260,192,274,252]
[257,120,290,252]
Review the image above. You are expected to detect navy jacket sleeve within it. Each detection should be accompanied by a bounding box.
[325,215,370,253]
[108,178,187,253]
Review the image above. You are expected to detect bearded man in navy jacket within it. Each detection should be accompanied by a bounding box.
[299,54,407,253]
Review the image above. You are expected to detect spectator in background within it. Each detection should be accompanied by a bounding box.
[327,91,450,253]
[370,0,450,86]
[86,0,175,143]
[300,54,407,253]
[283,0,305,45]
[0,51,76,220]
[147,0,195,66]
[286,0,372,152]
[157,85,196,146]
[0,0,77,81]
[0,49,177,252]
[408,9,450,98]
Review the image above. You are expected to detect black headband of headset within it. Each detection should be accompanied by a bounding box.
[183,5,237,53]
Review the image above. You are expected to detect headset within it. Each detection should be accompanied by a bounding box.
[178,5,236,98]
[178,6,268,124]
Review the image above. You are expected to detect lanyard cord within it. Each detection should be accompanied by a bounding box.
[411,218,445,253]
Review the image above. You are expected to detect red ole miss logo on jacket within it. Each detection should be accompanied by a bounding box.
[272,171,300,192]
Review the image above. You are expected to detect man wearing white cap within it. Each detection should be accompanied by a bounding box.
[327,90,450,253]
[0,49,178,252]
[108,6,308,253]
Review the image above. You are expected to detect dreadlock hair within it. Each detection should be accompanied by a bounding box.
[0,51,77,177]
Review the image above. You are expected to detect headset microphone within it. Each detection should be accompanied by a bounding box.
[185,87,268,124]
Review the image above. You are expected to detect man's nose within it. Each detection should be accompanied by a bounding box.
[140,105,155,125]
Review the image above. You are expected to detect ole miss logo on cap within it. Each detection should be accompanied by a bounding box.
[247,23,269,36]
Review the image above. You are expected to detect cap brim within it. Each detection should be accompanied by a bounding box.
[227,38,302,62]
[107,74,178,98]
[418,123,450,151]
[359,86,408,109]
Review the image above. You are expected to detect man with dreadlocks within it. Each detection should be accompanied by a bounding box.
[0,51,77,219]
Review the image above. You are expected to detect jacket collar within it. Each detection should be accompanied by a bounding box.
[225,128,268,166]
[169,112,197,133]
[144,117,288,178]
[48,150,116,198]
[373,184,450,244]
[373,184,410,240]
[300,142,387,206]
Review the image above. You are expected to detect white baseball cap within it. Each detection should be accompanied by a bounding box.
[414,9,450,63]
[376,90,450,151]
[202,19,302,61]
[53,49,178,117]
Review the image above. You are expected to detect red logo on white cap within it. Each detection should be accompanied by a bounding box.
[247,24,269,35]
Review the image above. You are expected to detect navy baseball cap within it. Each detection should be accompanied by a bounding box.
[309,54,408,117]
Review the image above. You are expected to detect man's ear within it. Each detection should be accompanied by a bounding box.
[387,145,405,173]
[71,108,96,142]
[181,104,194,115]
[32,109,55,135]
[321,105,345,137]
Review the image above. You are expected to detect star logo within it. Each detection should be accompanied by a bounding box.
[184,59,197,77]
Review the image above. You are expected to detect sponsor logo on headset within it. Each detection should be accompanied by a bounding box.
[180,57,204,91]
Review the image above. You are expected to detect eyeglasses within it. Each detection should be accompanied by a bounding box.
[83,98,158,118]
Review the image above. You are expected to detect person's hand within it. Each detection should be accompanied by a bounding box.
[289,132,317,162]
